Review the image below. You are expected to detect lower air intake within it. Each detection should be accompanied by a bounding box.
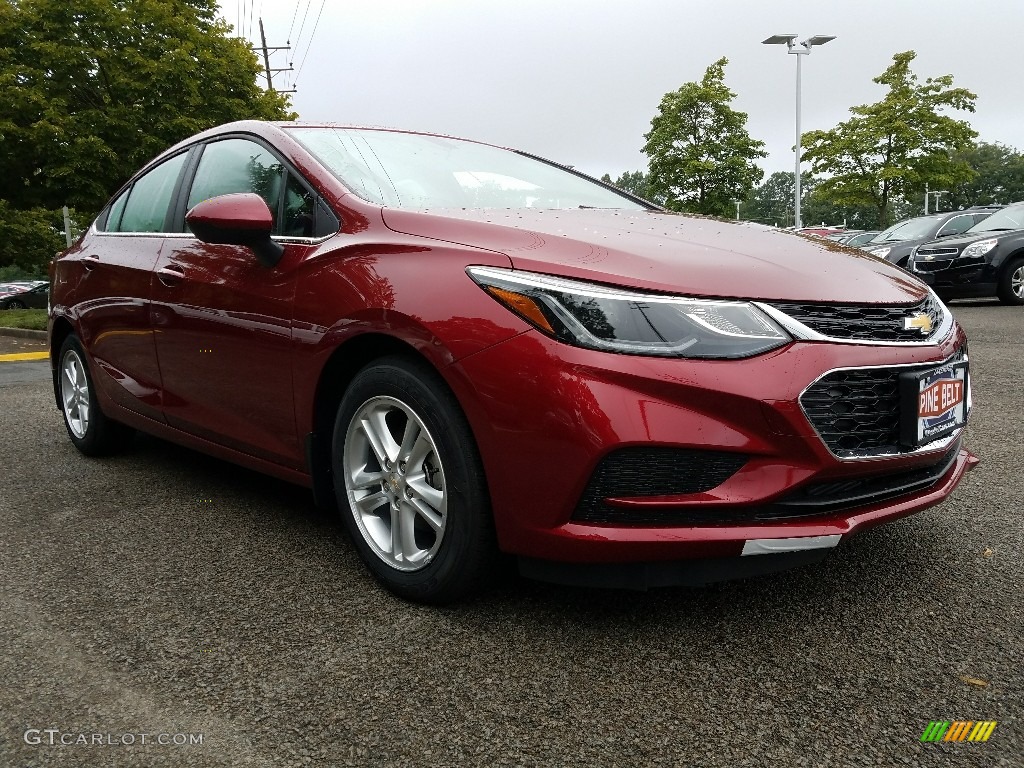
[573,448,747,523]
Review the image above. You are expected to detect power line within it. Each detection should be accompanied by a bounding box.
[294,0,327,84]
[291,0,314,59]
[286,0,301,44]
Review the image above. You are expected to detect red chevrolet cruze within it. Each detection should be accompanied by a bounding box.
[49,121,977,602]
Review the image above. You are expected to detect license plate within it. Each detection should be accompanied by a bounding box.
[900,362,968,447]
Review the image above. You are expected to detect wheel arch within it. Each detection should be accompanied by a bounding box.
[49,316,75,409]
[305,332,464,511]
[996,246,1024,273]
[996,248,1024,304]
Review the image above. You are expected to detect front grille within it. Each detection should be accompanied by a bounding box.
[767,295,943,342]
[801,351,965,458]
[573,448,747,523]
[917,246,959,257]
[914,246,959,273]
[913,259,954,272]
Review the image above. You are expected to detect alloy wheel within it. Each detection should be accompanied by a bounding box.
[60,349,91,439]
[1012,264,1024,299]
[343,396,447,572]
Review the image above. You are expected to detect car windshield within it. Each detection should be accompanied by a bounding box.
[969,205,1024,233]
[286,127,647,211]
[870,216,940,243]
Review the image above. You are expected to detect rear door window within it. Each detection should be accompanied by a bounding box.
[102,188,130,232]
[116,153,188,233]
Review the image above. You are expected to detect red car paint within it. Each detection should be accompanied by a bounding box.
[49,121,977,588]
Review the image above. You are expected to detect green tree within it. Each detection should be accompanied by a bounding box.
[802,185,882,230]
[0,0,294,271]
[0,201,68,274]
[741,171,885,229]
[947,142,1024,209]
[643,58,766,216]
[801,51,977,228]
[741,171,801,226]
[600,170,654,202]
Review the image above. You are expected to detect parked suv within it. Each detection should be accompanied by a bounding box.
[910,201,1024,305]
[863,207,1001,268]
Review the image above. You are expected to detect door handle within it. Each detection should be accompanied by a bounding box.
[82,254,100,271]
[157,264,186,286]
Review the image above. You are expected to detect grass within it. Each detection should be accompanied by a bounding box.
[0,309,47,331]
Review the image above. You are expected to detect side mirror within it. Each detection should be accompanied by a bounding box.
[185,193,284,268]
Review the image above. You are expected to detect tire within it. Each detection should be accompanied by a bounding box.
[332,356,495,604]
[57,334,134,455]
[996,257,1024,305]
[6,299,25,309]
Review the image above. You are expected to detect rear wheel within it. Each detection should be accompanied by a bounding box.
[332,356,494,603]
[5,299,25,309]
[58,335,134,455]
[997,257,1024,305]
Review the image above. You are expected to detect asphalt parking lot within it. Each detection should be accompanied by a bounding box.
[0,302,1020,767]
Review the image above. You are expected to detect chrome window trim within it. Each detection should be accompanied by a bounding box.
[797,349,971,462]
[936,214,973,238]
[754,289,954,347]
[87,222,334,246]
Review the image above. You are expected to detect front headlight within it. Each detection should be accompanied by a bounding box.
[868,246,891,259]
[961,238,997,261]
[468,267,791,359]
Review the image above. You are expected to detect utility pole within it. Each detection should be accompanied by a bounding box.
[924,182,929,214]
[258,18,295,93]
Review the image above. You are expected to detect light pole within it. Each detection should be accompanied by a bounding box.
[924,183,949,214]
[762,34,836,229]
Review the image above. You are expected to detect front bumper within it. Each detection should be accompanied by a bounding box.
[446,325,976,570]
[912,256,999,294]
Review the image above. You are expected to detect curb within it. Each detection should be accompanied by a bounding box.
[0,327,48,341]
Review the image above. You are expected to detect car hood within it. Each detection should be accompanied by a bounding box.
[381,208,928,304]
[866,239,920,255]
[917,229,1024,251]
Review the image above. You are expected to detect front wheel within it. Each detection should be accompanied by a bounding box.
[332,357,495,603]
[997,257,1024,305]
[4,299,25,309]
[57,335,134,455]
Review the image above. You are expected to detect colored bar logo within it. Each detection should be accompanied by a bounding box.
[921,721,997,742]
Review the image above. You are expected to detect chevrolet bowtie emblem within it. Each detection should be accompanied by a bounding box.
[904,313,933,335]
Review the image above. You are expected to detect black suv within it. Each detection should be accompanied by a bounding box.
[862,207,1001,268]
[910,201,1024,305]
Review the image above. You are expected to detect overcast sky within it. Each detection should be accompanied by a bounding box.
[220,0,1024,181]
